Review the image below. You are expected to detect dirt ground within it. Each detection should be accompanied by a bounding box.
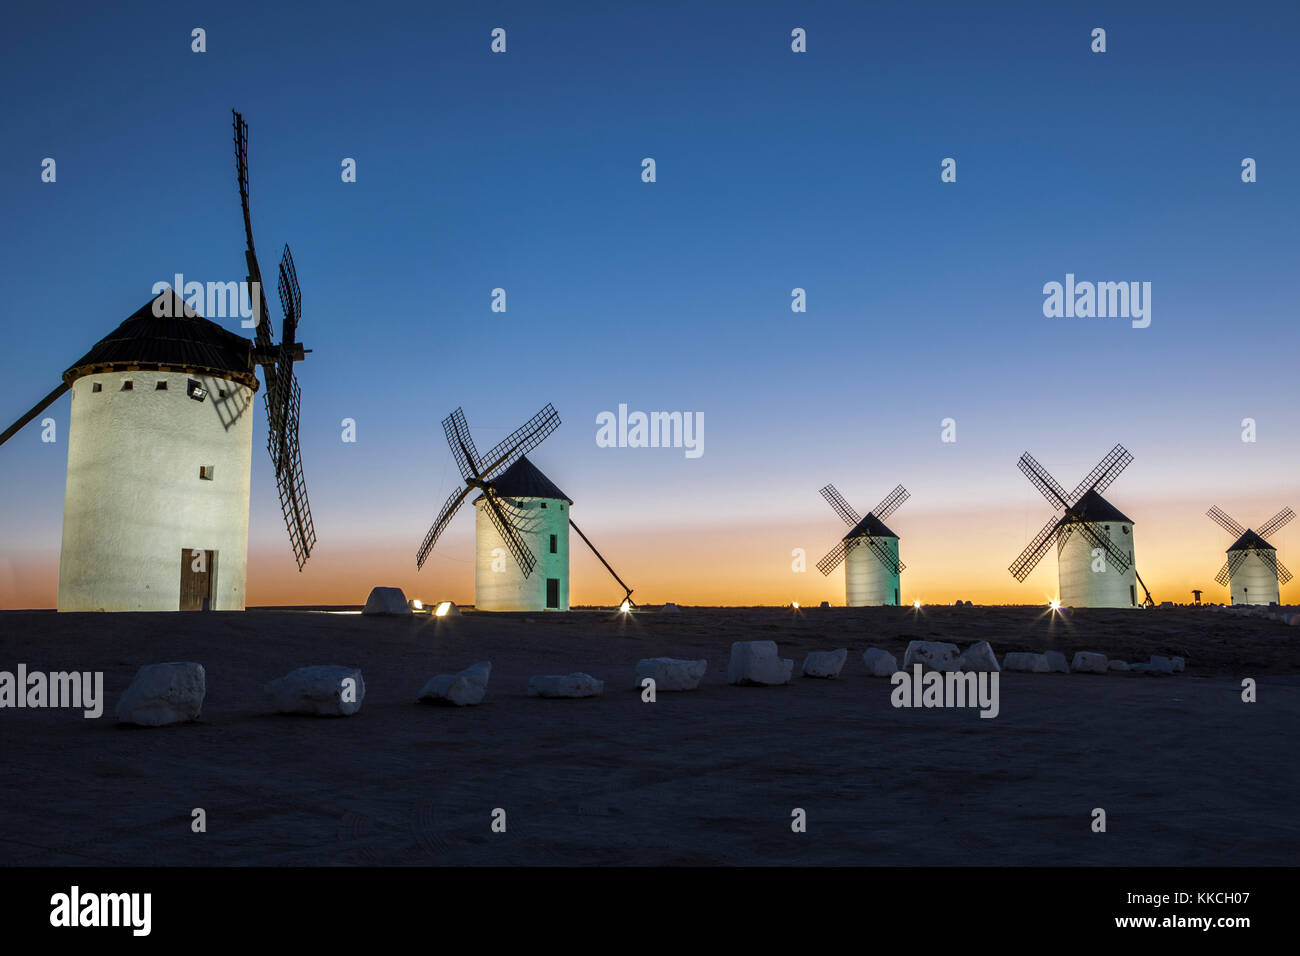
[0,605,1295,865]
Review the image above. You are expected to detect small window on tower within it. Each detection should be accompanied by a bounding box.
[91,383,102,393]
[199,465,215,481]
[218,389,228,399]
[155,381,168,390]
[549,534,557,554]
[540,502,548,509]
[121,380,133,391]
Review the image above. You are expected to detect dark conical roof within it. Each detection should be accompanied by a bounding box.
[1228,529,1275,552]
[481,456,572,504]
[843,512,898,541]
[63,289,258,389]
[1061,488,1134,526]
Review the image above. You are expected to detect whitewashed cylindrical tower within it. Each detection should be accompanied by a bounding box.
[1227,532,1281,605]
[57,291,258,612]
[842,514,901,606]
[1056,490,1137,608]
[473,457,571,611]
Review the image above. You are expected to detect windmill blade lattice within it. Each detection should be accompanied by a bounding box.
[480,404,561,478]
[1018,453,1070,508]
[1258,550,1293,586]
[1070,520,1131,573]
[1068,443,1133,502]
[232,109,315,570]
[1206,506,1246,539]
[871,484,911,522]
[1257,507,1295,540]
[1010,513,1062,582]
[819,484,860,527]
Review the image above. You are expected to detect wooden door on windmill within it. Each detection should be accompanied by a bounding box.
[180,548,215,611]
[546,578,560,609]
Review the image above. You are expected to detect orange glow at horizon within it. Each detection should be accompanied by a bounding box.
[2,500,1295,610]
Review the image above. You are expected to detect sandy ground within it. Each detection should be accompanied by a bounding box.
[0,604,1295,866]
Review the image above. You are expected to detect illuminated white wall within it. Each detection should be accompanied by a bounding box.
[1057,521,1138,608]
[1229,550,1280,605]
[844,536,901,606]
[474,496,570,611]
[58,370,254,611]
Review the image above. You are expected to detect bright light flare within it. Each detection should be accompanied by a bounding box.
[435,601,453,617]
[792,601,800,609]
[619,599,631,613]
[913,600,922,609]
[1050,599,1061,612]
[411,599,423,610]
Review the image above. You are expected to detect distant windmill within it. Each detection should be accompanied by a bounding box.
[416,404,634,611]
[816,483,909,606]
[1009,444,1151,607]
[1206,506,1293,605]
[0,110,315,611]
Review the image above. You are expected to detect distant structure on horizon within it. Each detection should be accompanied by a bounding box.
[416,404,633,612]
[816,483,909,606]
[1009,444,1151,608]
[0,111,314,612]
[1206,505,1293,605]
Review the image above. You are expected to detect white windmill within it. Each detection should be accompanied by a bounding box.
[0,111,316,611]
[1206,506,1293,605]
[1009,444,1152,608]
[416,404,634,611]
[816,483,909,606]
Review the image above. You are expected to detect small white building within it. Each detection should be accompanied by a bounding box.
[1056,490,1138,608]
[473,457,571,611]
[842,514,901,606]
[1225,530,1281,606]
[57,291,258,611]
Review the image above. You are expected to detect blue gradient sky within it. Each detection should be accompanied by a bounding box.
[1,1,1297,606]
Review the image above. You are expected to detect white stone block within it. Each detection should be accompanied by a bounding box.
[363,586,410,615]
[1003,652,1051,673]
[903,640,960,672]
[861,648,899,676]
[115,662,205,726]
[268,665,365,715]
[1044,651,1070,673]
[1071,652,1109,674]
[801,648,848,679]
[635,658,706,691]
[957,641,1000,672]
[1172,656,1185,672]
[1108,660,1129,671]
[528,673,604,698]
[727,641,793,685]
[418,661,491,706]
[1147,655,1175,675]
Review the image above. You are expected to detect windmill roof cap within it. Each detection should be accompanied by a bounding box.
[63,289,259,389]
[1061,488,1134,525]
[1228,529,1275,552]
[843,512,898,541]
[475,456,572,504]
